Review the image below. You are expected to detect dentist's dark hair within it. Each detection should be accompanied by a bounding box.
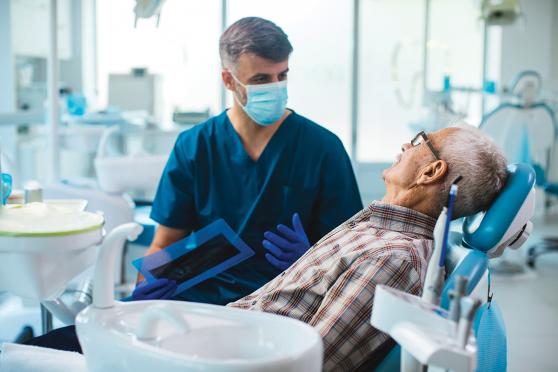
[219,17,293,70]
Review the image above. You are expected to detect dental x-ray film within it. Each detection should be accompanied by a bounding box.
[132,219,255,294]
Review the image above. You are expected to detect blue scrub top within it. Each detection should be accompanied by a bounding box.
[150,110,363,305]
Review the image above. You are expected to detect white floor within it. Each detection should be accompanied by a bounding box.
[490,210,558,372]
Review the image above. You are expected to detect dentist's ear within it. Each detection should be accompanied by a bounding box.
[416,160,448,186]
[222,70,236,91]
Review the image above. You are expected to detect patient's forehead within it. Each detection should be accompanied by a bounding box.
[428,127,460,149]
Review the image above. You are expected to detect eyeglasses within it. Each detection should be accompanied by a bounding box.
[410,131,441,161]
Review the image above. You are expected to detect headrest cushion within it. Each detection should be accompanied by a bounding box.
[462,163,536,252]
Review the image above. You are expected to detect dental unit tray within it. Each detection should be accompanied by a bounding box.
[371,285,477,372]
[133,219,255,294]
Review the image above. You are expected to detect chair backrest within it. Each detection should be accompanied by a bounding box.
[437,164,536,372]
[442,163,535,306]
[374,163,536,372]
[461,163,536,257]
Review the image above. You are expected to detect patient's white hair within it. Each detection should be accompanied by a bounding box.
[438,122,508,218]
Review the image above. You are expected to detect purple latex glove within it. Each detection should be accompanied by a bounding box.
[263,213,311,271]
[131,278,177,301]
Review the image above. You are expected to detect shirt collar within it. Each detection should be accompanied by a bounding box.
[363,201,437,239]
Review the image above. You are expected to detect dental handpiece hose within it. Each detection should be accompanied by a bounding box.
[422,207,447,305]
[457,297,482,348]
[439,183,459,267]
[422,182,460,305]
[448,275,468,323]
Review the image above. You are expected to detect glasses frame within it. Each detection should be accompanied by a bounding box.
[411,131,441,161]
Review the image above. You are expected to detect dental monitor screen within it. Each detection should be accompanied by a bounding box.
[149,235,238,284]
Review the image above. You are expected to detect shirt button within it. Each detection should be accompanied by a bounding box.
[251,301,257,306]
[280,272,285,277]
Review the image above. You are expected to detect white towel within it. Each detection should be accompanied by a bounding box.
[0,342,87,372]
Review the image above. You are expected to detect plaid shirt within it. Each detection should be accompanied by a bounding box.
[228,201,435,371]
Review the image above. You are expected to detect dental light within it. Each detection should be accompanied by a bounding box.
[480,0,521,26]
[133,0,167,27]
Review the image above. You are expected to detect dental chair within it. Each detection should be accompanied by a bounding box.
[372,163,536,371]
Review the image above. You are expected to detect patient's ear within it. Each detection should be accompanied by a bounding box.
[416,160,448,186]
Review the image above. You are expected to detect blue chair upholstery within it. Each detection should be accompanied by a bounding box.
[374,164,535,372]
[440,251,488,310]
[462,163,536,255]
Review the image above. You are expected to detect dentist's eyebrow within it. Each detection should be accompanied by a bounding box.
[249,73,270,81]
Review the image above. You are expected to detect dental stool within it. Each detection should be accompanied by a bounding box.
[372,163,536,372]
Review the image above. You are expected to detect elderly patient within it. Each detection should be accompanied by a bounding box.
[227,124,507,370]
[26,124,507,371]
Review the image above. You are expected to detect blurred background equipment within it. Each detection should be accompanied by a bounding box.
[108,68,162,122]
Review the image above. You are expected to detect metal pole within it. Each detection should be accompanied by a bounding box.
[82,0,98,106]
[0,0,15,113]
[0,0,19,178]
[219,0,228,112]
[421,0,431,104]
[481,22,488,117]
[47,0,60,183]
[350,0,360,161]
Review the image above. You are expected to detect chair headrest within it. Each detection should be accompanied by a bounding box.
[462,163,536,257]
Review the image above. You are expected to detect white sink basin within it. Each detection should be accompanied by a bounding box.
[0,202,104,300]
[76,300,323,372]
[0,230,101,300]
[72,220,323,372]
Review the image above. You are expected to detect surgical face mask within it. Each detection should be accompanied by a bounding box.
[232,74,288,126]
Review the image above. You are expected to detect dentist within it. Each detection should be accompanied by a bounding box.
[136,16,363,304]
